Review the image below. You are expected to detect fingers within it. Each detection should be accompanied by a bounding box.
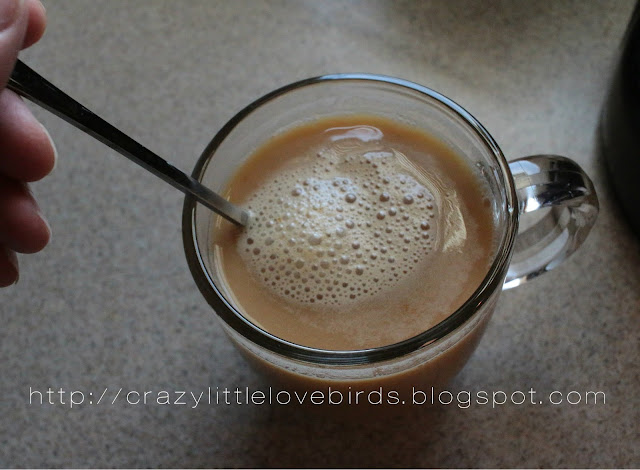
[0,244,18,286]
[0,1,54,184]
[0,89,56,181]
[21,0,46,49]
[0,173,50,254]
[0,0,29,89]
[0,0,50,287]
[0,0,48,85]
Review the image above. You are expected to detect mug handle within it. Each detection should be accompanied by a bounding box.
[503,155,599,290]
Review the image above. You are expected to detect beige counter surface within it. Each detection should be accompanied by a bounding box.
[3,0,639,467]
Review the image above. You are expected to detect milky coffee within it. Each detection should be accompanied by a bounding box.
[212,114,496,350]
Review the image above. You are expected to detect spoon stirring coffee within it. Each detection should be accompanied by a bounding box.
[7,60,250,227]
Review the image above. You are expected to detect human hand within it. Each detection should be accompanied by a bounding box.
[0,0,55,287]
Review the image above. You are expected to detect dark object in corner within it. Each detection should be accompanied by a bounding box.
[601,2,640,237]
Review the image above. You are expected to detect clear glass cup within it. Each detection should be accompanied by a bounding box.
[182,74,598,397]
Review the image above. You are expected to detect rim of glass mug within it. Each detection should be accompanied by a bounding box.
[182,73,526,366]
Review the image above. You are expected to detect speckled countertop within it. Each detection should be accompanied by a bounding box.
[2,0,639,467]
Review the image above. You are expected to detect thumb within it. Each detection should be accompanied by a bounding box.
[0,0,27,89]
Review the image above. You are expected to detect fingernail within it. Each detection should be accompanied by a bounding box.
[40,211,51,241]
[0,0,22,32]
[39,122,58,172]
[4,246,19,284]
[24,183,52,242]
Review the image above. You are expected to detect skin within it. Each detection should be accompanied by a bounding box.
[0,0,55,287]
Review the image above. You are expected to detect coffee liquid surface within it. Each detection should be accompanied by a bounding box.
[212,115,495,350]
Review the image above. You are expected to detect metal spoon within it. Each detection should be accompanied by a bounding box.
[8,59,250,226]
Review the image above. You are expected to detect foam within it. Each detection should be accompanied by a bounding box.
[237,126,441,307]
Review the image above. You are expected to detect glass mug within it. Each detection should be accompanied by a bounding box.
[182,74,598,397]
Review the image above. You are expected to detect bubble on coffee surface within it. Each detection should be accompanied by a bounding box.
[238,126,442,307]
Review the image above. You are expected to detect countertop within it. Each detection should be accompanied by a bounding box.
[2,0,639,467]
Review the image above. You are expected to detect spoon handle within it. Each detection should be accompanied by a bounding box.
[8,59,248,226]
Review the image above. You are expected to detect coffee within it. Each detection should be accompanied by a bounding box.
[211,114,496,350]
